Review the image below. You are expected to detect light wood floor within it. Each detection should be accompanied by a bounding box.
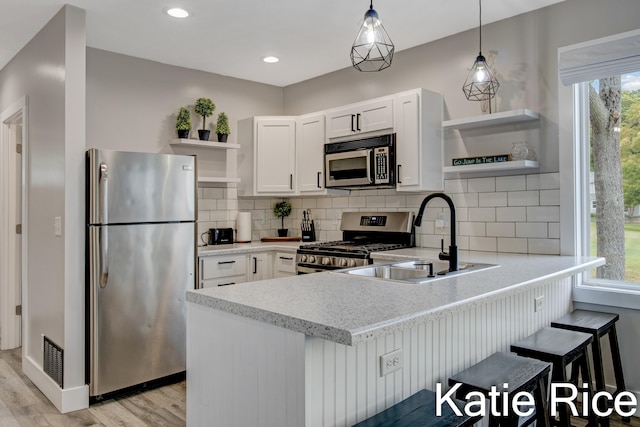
[1,347,638,426]
[0,347,185,426]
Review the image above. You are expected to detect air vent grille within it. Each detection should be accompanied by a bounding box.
[43,336,63,388]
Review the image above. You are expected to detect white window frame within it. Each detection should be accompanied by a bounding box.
[559,29,640,309]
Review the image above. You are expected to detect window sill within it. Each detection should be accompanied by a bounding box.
[573,278,640,310]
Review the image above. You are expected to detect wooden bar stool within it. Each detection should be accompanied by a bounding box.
[448,351,552,427]
[351,388,480,427]
[510,327,597,427]
[551,309,629,424]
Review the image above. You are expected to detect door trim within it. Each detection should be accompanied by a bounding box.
[0,96,28,350]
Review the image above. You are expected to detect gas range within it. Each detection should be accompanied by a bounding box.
[295,211,415,274]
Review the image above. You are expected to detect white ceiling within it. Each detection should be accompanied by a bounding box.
[0,0,563,87]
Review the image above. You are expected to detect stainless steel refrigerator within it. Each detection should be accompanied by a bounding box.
[86,149,196,398]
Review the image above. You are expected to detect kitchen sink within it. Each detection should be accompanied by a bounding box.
[337,259,498,284]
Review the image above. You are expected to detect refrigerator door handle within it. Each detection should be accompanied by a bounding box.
[99,163,109,288]
[99,227,109,288]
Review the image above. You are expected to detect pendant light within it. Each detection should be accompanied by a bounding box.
[350,0,394,72]
[462,0,499,101]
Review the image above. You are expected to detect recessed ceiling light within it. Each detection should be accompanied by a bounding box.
[167,8,189,18]
[263,56,280,64]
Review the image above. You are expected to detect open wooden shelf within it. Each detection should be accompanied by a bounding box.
[443,160,539,174]
[170,139,240,150]
[443,109,539,130]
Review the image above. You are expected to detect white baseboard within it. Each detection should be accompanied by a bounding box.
[22,354,89,413]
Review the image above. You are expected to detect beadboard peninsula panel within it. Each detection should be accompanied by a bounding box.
[186,303,305,427]
[304,277,573,427]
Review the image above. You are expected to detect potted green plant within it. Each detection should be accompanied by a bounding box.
[194,97,215,141]
[273,200,292,237]
[215,112,231,142]
[175,106,191,139]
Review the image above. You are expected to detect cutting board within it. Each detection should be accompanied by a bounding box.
[260,236,302,242]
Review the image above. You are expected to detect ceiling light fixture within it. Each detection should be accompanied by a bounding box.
[263,56,280,63]
[462,0,499,103]
[350,0,394,72]
[166,8,189,18]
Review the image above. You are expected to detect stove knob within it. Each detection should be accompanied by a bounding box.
[347,259,357,268]
[338,258,348,267]
[300,255,308,263]
[321,257,331,266]
[308,256,316,263]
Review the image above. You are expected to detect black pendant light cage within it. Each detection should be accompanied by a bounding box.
[462,0,499,101]
[350,0,394,72]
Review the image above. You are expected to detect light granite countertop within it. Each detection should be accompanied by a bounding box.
[187,248,604,346]
[197,241,302,256]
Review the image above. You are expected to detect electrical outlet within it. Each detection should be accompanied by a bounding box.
[436,212,446,229]
[332,210,340,225]
[262,214,269,226]
[380,349,402,376]
[534,296,544,312]
[54,216,62,236]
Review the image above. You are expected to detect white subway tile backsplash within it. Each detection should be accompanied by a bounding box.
[496,207,527,222]
[468,207,496,222]
[516,222,548,238]
[468,177,496,193]
[199,172,559,255]
[527,206,560,222]
[497,238,528,253]
[459,221,486,236]
[527,173,560,190]
[496,175,526,191]
[469,237,497,252]
[528,238,560,255]
[540,189,560,206]
[479,192,507,207]
[508,191,540,206]
[486,222,515,238]
[444,179,467,194]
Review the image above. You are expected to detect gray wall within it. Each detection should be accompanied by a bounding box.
[0,5,86,392]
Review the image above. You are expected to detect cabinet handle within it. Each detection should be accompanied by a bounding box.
[218,282,235,286]
[218,260,236,265]
[253,257,257,274]
[351,114,356,132]
[397,164,402,184]
[279,256,293,261]
[356,113,361,131]
[290,174,293,190]
[317,171,322,188]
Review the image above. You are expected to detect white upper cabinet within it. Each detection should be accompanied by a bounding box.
[394,88,444,192]
[326,97,394,139]
[238,117,296,196]
[296,114,327,194]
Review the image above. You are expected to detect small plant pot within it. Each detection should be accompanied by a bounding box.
[277,229,288,237]
[177,129,190,139]
[217,133,228,143]
[198,130,211,141]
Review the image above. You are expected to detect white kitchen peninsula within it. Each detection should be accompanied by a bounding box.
[186,249,604,427]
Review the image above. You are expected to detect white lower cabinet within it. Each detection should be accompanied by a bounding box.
[248,252,271,281]
[274,252,297,277]
[199,254,247,288]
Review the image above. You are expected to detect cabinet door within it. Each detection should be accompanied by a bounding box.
[255,119,296,194]
[359,97,394,134]
[248,252,271,281]
[297,114,326,194]
[395,92,421,188]
[274,252,296,277]
[326,107,357,139]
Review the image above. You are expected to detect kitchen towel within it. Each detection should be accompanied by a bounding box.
[236,212,252,242]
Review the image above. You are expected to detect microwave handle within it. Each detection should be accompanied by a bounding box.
[397,164,402,184]
[366,150,374,184]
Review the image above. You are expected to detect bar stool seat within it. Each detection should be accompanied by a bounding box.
[448,351,552,427]
[510,327,597,427]
[351,389,481,427]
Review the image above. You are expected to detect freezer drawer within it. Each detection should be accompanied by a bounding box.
[200,254,247,280]
[88,222,195,397]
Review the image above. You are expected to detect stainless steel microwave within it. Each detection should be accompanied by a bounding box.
[325,134,396,189]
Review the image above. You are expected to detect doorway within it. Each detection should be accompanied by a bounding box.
[1,96,27,350]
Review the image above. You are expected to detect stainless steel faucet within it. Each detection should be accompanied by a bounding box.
[414,192,458,272]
